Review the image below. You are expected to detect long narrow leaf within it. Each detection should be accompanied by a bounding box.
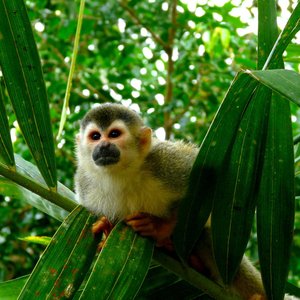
[0,80,15,167]
[263,1,300,70]
[257,0,279,70]
[14,155,74,201]
[47,217,99,298]
[174,72,258,260]
[80,222,154,300]
[137,265,203,299]
[256,1,295,299]
[0,154,76,213]
[247,69,300,105]
[0,177,68,221]
[286,282,300,298]
[257,93,295,300]
[18,206,99,299]
[0,276,29,300]
[152,250,241,300]
[0,0,56,188]
[57,0,85,139]
[212,85,271,283]
[138,273,206,300]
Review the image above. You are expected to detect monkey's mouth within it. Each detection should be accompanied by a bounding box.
[94,157,119,166]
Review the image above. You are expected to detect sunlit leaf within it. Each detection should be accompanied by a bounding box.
[19,236,51,246]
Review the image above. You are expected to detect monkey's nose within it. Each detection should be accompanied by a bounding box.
[100,141,110,148]
[92,143,120,166]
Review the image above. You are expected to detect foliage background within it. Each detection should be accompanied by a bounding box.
[0,0,299,287]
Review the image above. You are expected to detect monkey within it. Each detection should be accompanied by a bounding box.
[74,102,267,299]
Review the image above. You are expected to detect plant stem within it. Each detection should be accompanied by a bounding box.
[0,162,76,212]
[153,249,242,300]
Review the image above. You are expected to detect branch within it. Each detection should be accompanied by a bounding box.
[37,32,111,103]
[119,0,168,49]
[173,65,204,124]
[164,0,178,139]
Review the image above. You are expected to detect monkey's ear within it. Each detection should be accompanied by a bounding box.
[140,127,152,155]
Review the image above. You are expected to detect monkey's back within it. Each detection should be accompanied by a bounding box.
[144,139,199,194]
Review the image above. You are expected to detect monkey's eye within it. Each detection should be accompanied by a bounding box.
[109,129,122,138]
[89,131,101,141]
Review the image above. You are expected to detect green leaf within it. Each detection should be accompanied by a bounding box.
[174,72,258,260]
[263,2,300,69]
[285,44,300,63]
[257,0,279,69]
[57,0,85,139]
[18,206,99,299]
[138,265,203,299]
[80,222,154,300]
[152,250,240,300]
[247,69,300,106]
[286,282,300,298]
[19,236,51,246]
[0,80,14,167]
[14,154,75,201]
[212,85,271,283]
[257,93,295,300]
[0,177,68,221]
[137,265,207,300]
[0,154,76,214]
[0,0,56,188]
[0,275,29,300]
[256,1,295,299]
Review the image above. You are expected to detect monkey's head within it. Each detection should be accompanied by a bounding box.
[76,103,152,172]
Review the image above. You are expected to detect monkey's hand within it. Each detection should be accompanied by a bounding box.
[125,212,176,251]
[92,216,114,251]
[92,216,113,236]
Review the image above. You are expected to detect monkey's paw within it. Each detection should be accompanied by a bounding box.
[125,213,176,251]
[92,216,113,251]
[92,216,113,235]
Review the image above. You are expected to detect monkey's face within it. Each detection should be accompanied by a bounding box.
[77,120,152,172]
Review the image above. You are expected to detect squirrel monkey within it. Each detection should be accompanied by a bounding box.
[75,103,266,299]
